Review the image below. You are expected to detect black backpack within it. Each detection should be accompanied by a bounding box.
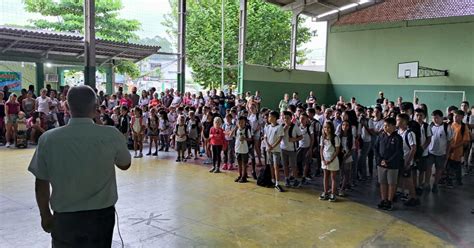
[429,122,449,139]
[257,164,274,187]
[407,120,423,160]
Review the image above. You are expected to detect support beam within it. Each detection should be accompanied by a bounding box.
[36,62,44,95]
[290,13,300,70]
[84,0,96,88]
[237,0,247,94]
[1,40,19,53]
[177,0,186,93]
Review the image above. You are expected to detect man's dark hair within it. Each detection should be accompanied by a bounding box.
[283,111,292,117]
[314,105,322,111]
[384,117,396,126]
[447,105,458,112]
[238,115,247,121]
[288,104,296,113]
[397,113,410,122]
[400,102,414,112]
[431,110,443,117]
[67,85,97,117]
[461,101,469,106]
[454,110,465,116]
[269,111,279,119]
[307,108,316,115]
[414,108,425,116]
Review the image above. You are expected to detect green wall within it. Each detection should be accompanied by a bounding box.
[243,64,333,110]
[327,16,474,107]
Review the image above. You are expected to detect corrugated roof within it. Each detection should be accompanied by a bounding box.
[0,25,161,65]
[333,0,474,26]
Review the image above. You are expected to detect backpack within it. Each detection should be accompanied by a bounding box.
[175,124,188,136]
[257,164,274,187]
[288,123,298,150]
[407,120,423,160]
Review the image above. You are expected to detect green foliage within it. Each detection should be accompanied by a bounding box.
[23,0,142,78]
[163,0,311,89]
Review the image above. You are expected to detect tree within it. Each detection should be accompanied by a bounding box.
[23,0,142,78]
[163,0,311,89]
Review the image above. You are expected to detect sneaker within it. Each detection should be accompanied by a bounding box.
[275,185,285,192]
[289,176,295,181]
[328,194,336,202]
[158,147,164,151]
[292,180,301,188]
[304,176,313,181]
[183,159,187,162]
[176,158,181,162]
[234,176,241,182]
[385,201,394,211]
[400,194,409,202]
[238,177,248,183]
[338,190,346,197]
[301,177,308,185]
[404,198,419,207]
[152,152,158,156]
[432,184,438,193]
[319,192,329,200]
[138,153,143,158]
[228,164,235,170]
[377,200,387,209]
[146,152,152,156]
[133,154,138,158]
[222,163,228,170]
[209,167,215,173]
[285,178,291,187]
[213,168,221,173]
[5,142,10,148]
[252,171,257,180]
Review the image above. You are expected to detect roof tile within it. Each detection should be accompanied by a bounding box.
[334,0,474,26]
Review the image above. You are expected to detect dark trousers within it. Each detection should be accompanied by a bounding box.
[52,206,115,248]
[212,145,223,169]
[368,149,374,177]
[447,159,462,184]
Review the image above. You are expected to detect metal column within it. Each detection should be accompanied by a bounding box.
[35,62,44,95]
[177,0,186,93]
[84,0,96,88]
[237,0,247,94]
[105,63,114,94]
[220,0,225,90]
[290,13,300,70]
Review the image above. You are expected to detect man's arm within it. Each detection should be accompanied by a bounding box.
[35,178,53,233]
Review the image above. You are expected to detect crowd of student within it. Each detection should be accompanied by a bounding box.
[1,85,473,211]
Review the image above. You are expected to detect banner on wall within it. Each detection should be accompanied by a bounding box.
[0,72,22,91]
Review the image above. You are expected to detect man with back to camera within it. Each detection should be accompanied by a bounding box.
[28,85,132,247]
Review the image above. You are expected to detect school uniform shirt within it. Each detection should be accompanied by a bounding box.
[223,121,235,141]
[398,129,416,165]
[187,118,200,139]
[235,128,251,154]
[359,118,374,143]
[28,118,131,213]
[320,136,341,161]
[373,119,384,133]
[340,136,354,163]
[264,124,284,153]
[429,123,453,156]
[159,119,171,135]
[281,124,302,152]
[419,122,433,157]
[449,122,471,161]
[175,124,187,142]
[299,124,313,148]
[248,113,262,135]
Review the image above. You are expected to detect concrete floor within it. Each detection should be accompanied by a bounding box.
[0,146,472,248]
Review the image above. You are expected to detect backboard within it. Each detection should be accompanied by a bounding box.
[398,61,419,79]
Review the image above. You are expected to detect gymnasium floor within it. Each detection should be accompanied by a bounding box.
[1,146,473,248]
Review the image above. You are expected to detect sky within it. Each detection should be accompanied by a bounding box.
[0,0,172,38]
[0,0,326,65]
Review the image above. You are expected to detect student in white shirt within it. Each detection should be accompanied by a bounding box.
[281,111,303,188]
[297,113,314,185]
[413,108,432,194]
[396,113,419,207]
[427,110,453,193]
[233,116,252,183]
[264,111,285,192]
